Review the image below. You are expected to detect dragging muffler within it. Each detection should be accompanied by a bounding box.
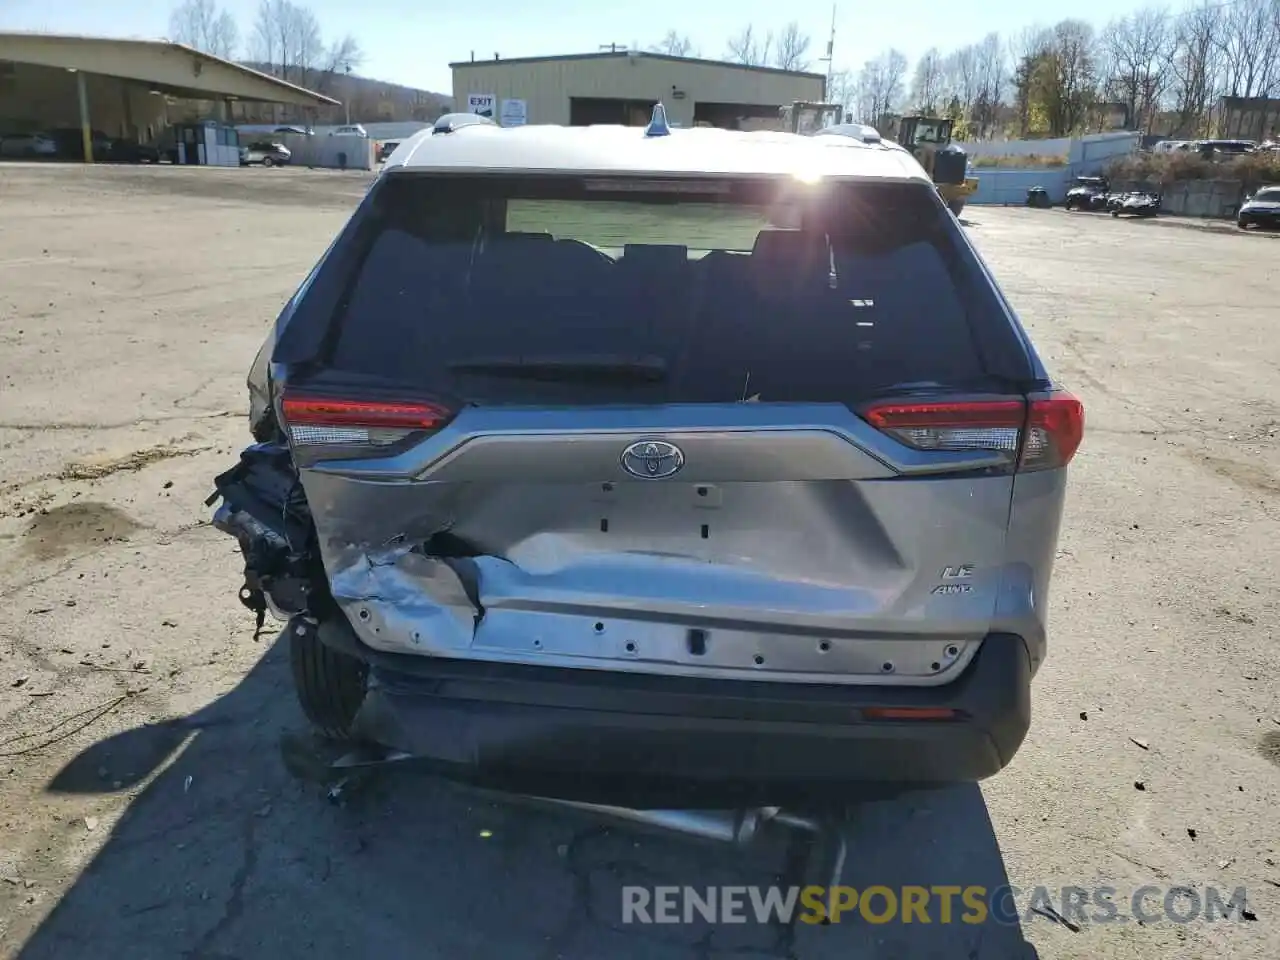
[516,797,849,921]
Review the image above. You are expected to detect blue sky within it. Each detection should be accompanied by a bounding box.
[4,0,1134,93]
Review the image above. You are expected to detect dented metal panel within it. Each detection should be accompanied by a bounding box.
[291,403,1038,687]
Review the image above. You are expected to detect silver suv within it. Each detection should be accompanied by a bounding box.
[211,107,1083,806]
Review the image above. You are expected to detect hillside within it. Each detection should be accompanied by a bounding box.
[234,62,452,125]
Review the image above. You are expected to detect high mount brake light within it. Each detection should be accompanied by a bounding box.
[863,392,1083,472]
[280,393,455,459]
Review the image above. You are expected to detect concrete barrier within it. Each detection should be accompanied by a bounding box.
[1112,178,1245,218]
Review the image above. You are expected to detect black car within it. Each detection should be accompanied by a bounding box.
[104,139,162,164]
[1237,186,1280,229]
[47,127,114,161]
[1063,176,1110,211]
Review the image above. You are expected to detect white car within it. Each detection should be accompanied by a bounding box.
[330,124,368,138]
[0,132,58,158]
[239,141,292,167]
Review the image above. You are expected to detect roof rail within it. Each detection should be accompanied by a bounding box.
[433,112,498,135]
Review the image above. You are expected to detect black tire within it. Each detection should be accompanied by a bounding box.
[1111,210,1120,217]
[289,624,368,741]
[948,198,965,217]
[1237,220,1250,230]
[262,155,275,167]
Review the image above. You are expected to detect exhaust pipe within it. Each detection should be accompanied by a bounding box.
[529,798,849,921]
[527,800,774,845]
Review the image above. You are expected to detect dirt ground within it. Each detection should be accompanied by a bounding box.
[0,163,1277,960]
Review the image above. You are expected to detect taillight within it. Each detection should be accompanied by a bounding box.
[1021,392,1084,471]
[280,392,455,460]
[862,391,1083,473]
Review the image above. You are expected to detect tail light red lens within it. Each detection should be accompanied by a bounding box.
[280,392,455,459]
[862,392,1083,472]
[1021,391,1084,470]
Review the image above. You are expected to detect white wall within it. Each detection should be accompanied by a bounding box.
[967,132,1142,205]
[270,133,374,169]
[963,136,1075,158]
[962,131,1140,161]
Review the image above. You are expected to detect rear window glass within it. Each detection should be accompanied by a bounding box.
[320,174,1015,405]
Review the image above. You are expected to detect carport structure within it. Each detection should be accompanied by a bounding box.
[0,32,339,161]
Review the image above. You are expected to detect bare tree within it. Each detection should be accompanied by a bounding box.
[910,47,946,113]
[826,68,856,118]
[251,0,285,75]
[251,0,363,91]
[972,32,1008,137]
[858,48,909,127]
[1216,0,1280,99]
[773,21,812,71]
[1100,7,1176,132]
[169,0,239,59]
[1169,1,1225,136]
[651,30,696,57]
[725,24,773,66]
[941,44,980,117]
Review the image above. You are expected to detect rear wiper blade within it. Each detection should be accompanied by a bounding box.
[447,354,668,384]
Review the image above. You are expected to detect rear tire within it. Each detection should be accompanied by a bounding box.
[289,624,368,741]
[262,155,275,168]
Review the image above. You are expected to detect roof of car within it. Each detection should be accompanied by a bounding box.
[387,123,931,183]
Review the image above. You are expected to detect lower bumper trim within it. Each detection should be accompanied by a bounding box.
[317,618,1032,806]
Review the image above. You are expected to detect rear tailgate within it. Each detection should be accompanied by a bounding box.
[271,172,1070,686]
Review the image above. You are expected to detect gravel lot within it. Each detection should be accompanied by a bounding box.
[1,163,1277,960]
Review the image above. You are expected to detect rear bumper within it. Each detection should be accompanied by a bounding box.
[315,619,1033,806]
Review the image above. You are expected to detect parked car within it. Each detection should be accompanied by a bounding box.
[0,131,59,158]
[240,141,291,167]
[207,105,1084,808]
[1195,139,1256,157]
[1063,176,1110,211]
[274,125,311,136]
[1237,185,1280,229]
[1110,191,1161,217]
[376,139,402,162]
[330,124,368,138]
[104,139,162,164]
[46,127,115,161]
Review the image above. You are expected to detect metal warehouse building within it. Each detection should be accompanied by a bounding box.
[0,32,336,160]
[451,51,826,130]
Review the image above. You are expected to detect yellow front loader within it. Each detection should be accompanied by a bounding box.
[895,115,979,216]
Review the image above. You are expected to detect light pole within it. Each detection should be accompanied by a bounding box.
[344,62,352,126]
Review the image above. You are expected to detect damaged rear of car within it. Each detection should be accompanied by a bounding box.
[210,128,1082,806]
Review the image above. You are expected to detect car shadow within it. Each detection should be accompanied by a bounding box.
[20,631,1039,960]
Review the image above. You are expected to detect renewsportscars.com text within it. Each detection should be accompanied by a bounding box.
[621,885,1253,926]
